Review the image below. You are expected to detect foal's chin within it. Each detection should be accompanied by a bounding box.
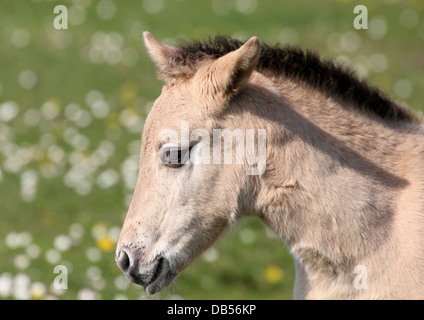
[138,259,177,295]
[144,267,177,295]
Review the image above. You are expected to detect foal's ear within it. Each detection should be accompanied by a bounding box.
[211,36,260,96]
[143,32,182,82]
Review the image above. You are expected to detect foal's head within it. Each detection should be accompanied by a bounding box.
[116,33,263,294]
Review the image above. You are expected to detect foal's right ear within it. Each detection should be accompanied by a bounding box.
[143,32,183,82]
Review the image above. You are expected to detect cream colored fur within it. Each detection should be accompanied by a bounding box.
[117,33,424,299]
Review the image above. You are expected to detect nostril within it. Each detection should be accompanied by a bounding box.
[117,249,131,272]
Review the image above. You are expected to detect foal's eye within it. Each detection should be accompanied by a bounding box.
[159,146,192,168]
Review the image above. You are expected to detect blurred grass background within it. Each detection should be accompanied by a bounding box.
[0,0,423,300]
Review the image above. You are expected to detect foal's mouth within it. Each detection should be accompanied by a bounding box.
[131,256,177,295]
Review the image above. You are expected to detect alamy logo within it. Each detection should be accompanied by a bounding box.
[353,5,368,30]
[53,5,68,30]
[353,265,368,290]
[158,121,267,175]
[53,265,68,290]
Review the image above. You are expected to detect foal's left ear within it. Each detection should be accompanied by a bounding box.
[211,36,260,96]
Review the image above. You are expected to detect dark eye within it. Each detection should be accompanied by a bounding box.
[159,146,192,168]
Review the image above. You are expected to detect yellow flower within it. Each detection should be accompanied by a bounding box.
[105,112,120,128]
[265,265,283,284]
[410,0,424,11]
[120,81,138,107]
[97,236,115,252]
[30,282,47,300]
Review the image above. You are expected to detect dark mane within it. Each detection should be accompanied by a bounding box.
[175,36,417,123]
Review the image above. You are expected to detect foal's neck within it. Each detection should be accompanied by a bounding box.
[251,78,416,298]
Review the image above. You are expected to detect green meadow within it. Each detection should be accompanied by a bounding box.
[0,0,423,300]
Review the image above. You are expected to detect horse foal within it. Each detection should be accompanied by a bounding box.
[116,32,424,299]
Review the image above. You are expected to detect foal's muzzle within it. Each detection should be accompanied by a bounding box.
[116,247,176,294]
